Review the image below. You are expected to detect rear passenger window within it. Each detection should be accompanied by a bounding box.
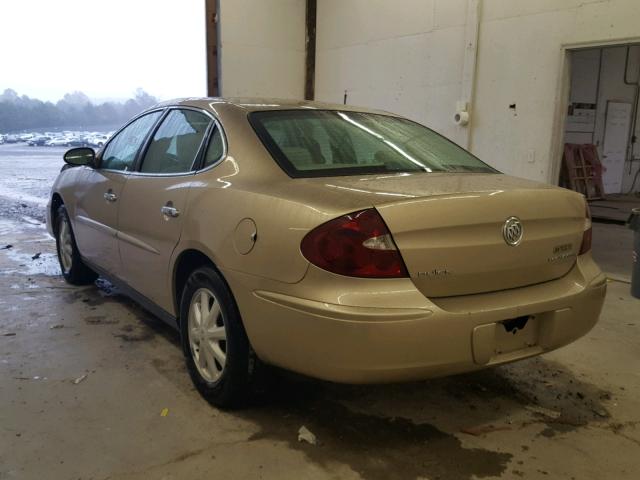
[140,109,210,174]
[203,127,224,168]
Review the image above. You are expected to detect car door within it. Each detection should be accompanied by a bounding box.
[117,108,212,313]
[73,111,162,276]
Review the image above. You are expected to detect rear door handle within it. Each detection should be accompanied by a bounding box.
[104,191,117,202]
[161,205,180,218]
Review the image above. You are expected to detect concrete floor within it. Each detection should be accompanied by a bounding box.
[0,148,639,479]
[590,194,640,224]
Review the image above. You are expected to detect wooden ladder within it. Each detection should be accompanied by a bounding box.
[561,143,605,200]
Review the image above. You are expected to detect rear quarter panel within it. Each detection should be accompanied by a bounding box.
[172,105,372,288]
[175,157,325,285]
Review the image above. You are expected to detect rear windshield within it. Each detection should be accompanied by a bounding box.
[249,110,498,178]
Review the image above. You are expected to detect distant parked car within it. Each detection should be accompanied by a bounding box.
[0,135,5,145]
[18,133,34,142]
[5,134,20,144]
[66,138,86,147]
[27,136,51,146]
[46,137,71,147]
[88,135,108,148]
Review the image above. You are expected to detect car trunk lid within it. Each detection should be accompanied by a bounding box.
[370,179,585,297]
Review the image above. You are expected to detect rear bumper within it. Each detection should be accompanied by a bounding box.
[225,254,607,383]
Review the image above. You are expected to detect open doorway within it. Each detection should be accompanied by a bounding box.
[563,45,640,197]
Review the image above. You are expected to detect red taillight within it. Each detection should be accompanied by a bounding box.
[579,203,592,255]
[301,208,408,278]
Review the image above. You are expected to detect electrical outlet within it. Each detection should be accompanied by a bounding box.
[526,149,536,164]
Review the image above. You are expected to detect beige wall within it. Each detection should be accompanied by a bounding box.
[315,0,640,185]
[474,0,640,183]
[315,0,470,146]
[219,0,306,99]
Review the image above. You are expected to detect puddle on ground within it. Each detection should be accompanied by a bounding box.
[496,357,612,436]
[235,356,614,480]
[112,324,155,342]
[151,357,191,389]
[242,379,511,480]
[84,315,119,325]
[61,277,181,349]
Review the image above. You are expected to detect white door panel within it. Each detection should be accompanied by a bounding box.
[602,101,631,194]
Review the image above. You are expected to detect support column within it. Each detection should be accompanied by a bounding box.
[205,0,219,96]
[305,0,317,100]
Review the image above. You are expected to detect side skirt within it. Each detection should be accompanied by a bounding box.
[83,257,180,331]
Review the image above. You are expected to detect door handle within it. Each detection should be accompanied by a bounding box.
[104,191,118,202]
[161,205,180,218]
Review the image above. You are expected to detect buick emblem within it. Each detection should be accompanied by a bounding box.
[502,217,523,246]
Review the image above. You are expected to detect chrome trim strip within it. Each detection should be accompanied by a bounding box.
[76,215,117,237]
[97,169,131,175]
[253,290,432,322]
[126,170,197,178]
[116,231,160,255]
[194,115,229,173]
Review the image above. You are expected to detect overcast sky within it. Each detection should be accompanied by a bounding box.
[0,0,207,102]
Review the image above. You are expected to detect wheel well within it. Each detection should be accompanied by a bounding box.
[173,249,216,322]
[51,193,64,231]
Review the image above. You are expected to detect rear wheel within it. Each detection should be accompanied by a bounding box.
[55,205,97,285]
[180,266,254,408]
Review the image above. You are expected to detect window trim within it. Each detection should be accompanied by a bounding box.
[247,109,499,178]
[96,108,166,175]
[95,105,228,178]
[192,115,228,173]
[129,106,214,177]
[130,106,228,177]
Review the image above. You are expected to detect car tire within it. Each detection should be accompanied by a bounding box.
[180,266,258,409]
[55,205,98,285]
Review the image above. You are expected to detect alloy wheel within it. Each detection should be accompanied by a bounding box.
[58,217,73,273]
[188,288,227,382]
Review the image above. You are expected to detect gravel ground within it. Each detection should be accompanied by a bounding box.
[0,143,65,223]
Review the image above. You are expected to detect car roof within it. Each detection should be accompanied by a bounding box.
[151,97,396,117]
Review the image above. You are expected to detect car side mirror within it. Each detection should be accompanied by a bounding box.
[63,147,96,167]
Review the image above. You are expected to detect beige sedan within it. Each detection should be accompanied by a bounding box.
[46,98,606,407]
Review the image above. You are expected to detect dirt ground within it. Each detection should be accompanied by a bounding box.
[0,144,639,480]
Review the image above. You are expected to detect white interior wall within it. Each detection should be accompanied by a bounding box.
[315,0,470,146]
[218,0,306,99]
[314,0,640,189]
[466,0,640,184]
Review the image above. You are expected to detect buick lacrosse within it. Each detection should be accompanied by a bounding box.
[47,98,606,407]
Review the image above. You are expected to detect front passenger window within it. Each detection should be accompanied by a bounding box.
[140,109,210,174]
[101,111,162,171]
